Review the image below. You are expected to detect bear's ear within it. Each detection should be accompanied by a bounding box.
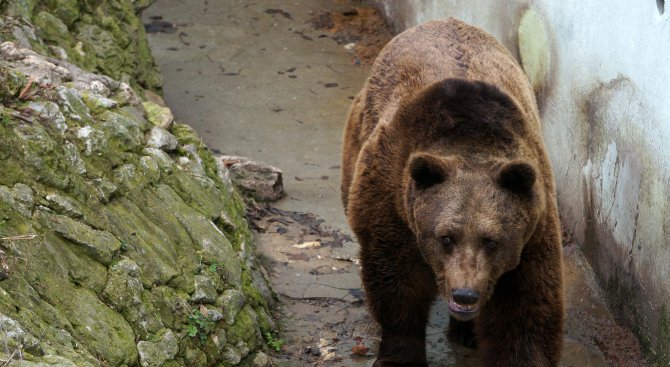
[409,153,452,190]
[495,160,536,196]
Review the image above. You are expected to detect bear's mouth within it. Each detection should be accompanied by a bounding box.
[448,298,480,320]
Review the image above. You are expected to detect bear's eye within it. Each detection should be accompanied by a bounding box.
[440,236,455,249]
[483,239,497,252]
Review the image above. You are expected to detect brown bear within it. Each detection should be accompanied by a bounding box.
[341,18,564,366]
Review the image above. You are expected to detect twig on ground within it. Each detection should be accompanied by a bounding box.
[18,76,36,100]
[0,234,37,241]
[1,349,18,367]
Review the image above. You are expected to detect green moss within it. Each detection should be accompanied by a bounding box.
[166,122,255,254]
[137,328,179,366]
[14,122,70,190]
[226,306,259,350]
[656,304,670,365]
[129,185,200,289]
[99,13,130,49]
[142,101,173,128]
[37,210,121,266]
[102,259,165,339]
[171,123,200,146]
[6,0,37,19]
[1,220,137,365]
[102,197,181,287]
[170,123,222,185]
[151,286,190,329]
[219,195,253,252]
[98,110,145,152]
[0,63,27,103]
[56,86,92,125]
[135,26,163,89]
[240,269,267,309]
[42,0,79,26]
[38,230,109,293]
[56,288,138,365]
[254,306,274,334]
[50,0,161,91]
[79,23,123,70]
[33,11,70,45]
[0,116,100,203]
[163,169,226,220]
[164,360,185,367]
[184,348,208,367]
[0,1,275,363]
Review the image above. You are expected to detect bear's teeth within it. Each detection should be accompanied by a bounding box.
[457,303,476,311]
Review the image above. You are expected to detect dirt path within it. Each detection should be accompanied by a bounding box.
[247,203,375,366]
[143,0,649,365]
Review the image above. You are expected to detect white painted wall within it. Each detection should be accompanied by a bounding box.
[373,0,670,360]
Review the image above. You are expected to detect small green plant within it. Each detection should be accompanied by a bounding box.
[264,331,283,352]
[186,310,214,345]
[198,257,222,274]
[119,240,131,252]
[186,324,198,337]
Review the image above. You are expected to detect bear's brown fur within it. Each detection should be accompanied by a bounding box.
[341,18,564,366]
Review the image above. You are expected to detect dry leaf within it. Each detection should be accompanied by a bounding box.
[199,304,209,316]
[18,76,36,100]
[292,241,321,249]
[351,343,368,356]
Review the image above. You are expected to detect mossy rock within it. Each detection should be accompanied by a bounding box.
[42,0,80,26]
[6,0,37,19]
[76,23,127,79]
[102,259,165,339]
[226,305,261,351]
[56,86,92,124]
[0,63,27,103]
[33,11,70,46]
[137,329,179,367]
[143,101,174,129]
[0,1,277,364]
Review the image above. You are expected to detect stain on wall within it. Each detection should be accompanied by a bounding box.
[584,77,670,361]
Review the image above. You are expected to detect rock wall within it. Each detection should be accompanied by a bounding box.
[372,1,670,364]
[1,0,162,91]
[0,2,274,366]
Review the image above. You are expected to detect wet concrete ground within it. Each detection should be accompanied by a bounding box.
[143,0,648,365]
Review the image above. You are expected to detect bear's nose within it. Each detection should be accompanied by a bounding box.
[452,288,480,305]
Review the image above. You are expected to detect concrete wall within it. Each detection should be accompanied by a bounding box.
[372,0,670,362]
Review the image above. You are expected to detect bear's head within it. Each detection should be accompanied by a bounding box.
[396,78,544,321]
[405,154,541,321]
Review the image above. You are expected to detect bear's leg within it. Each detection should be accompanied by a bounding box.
[362,255,436,367]
[447,318,477,348]
[476,256,563,367]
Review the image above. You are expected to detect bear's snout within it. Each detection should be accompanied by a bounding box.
[452,287,480,304]
[448,287,482,320]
